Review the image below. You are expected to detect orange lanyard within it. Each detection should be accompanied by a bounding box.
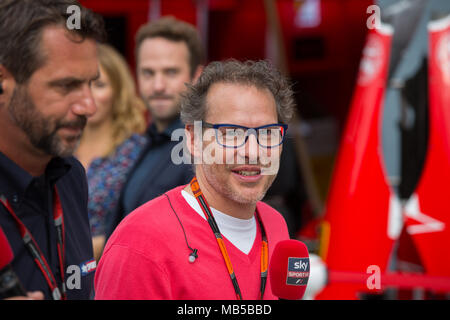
[190,177,268,300]
[0,187,66,300]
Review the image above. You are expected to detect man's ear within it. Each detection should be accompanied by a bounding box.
[185,123,203,164]
[191,65,203,85]
[0,65,16,104]
[0,65,4,95]
[185,125,194,157]
[185,124,200,161]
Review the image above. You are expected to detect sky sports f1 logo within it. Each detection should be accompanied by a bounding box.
[286,257,310,286]
[80,259,96,276]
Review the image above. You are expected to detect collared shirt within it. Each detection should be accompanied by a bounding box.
[122,117,193,215]
[0,152,95,300]
[105,117,193,238]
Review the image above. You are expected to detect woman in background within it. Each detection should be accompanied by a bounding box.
[76,44,147,261]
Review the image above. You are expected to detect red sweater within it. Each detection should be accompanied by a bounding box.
[95,185,289,300]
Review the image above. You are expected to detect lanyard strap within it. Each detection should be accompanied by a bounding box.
[190,177,268,300]
[0,187,66,300]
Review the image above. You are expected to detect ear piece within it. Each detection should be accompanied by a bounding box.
[189,249,198,263]
[0,84,3,95]
[165,193,199,264]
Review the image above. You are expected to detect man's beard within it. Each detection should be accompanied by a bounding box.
[201,163,277,205]
[8,85,86,158]
[146,93,180,123]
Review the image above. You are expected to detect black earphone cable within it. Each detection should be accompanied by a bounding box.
[164,193,198,259]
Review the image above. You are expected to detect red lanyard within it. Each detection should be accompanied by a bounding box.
[0,187,66,300]
[190,177,268,300]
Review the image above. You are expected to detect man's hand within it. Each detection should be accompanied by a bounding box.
[5,291,44,300]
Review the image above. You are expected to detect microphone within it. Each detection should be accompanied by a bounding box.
[269,239,310,300]
[0,226,27,299]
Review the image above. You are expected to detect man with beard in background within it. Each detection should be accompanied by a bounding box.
[105,17,204,239]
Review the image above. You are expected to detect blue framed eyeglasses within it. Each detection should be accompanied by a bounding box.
[202,122,288,148]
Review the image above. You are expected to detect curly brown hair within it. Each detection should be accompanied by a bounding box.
[181,59,295,125]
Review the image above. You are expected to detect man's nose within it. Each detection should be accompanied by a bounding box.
[238,130,260,164]
[72,84,97,117]
[152,73,166,93]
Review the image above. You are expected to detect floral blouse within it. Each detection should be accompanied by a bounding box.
[86,133,147,236]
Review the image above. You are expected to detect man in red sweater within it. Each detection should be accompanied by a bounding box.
[95,60,295,299]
